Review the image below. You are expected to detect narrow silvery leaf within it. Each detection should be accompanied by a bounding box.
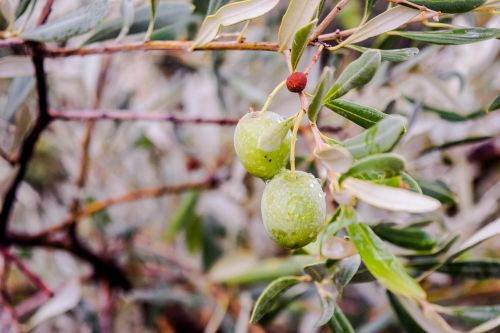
[314,144,353,173]
[343,115,407,159]
[257,117,293,152]
[278,0,321,52]
[308,67,334,123]
[22,0,112,42]
[86,2,194,44]
[2,76,34,122]
[250,276,304,323]
[341,6,420,46]
[343,178,441,213]
[325,99,387,128]
[315,288,336,327]
[329,307,355,333]
[324,50,381,101]
[452,218,500,259]
[290,19,317,70]
[116,0,135,42]
[332,254,361,291]
[488,94,500,111]
[192,0,280,49]
[15,0,33,19]
[388,28,500,45]
[348,45,419,62]
[347,223,427,299]
[339,153,406,185]
[145,0,158,40]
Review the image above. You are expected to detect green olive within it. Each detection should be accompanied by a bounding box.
[261,170,326,249]
[234,112,290,180]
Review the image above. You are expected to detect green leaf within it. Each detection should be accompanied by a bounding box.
[250,276,304,323]
[343,115,406,159]
[339,153,405,185]
[86,2,194,44]
[324,50,381,101]
[415,178,457,206]
[363,0,378,19]
[332,254,361,292]
[116,0,135,42]
[328,306,355,333]
[278,0,321,52]
[315,287,336,327]
[347,223,426,299]
[15,0,33,18]
[488,94,500,111]
[257,116,294,152]
[410,260,500,279]
[22,0,112,42]
[402,172,422,194]
[371,224,437,251]
[343,178,441,213]
[145,0,159,40]
[437,305,500,325]
[405,96,487,121]
[207,0,231,15]
[314,144,353,173]
[185,214,203,253]
[388,28,500,45]
[348,45,419,62]
[421,136,491,155]
[165,191,200,240]
[408,0,487,13]
[308,67,334,123]
[192,0,280,49]
[323,207,357,238]
[290,19,317,71]
[325,99,387,129]
[387,292,427,333]
[2,76,35,123]
[303,262,333,282]
[337,6,420,48]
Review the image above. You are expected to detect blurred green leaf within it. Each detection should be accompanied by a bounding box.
[349,45,419,62]
[410,260,500,279]
[116,0,135,42]
[325,99,387,129]
[406,96,487,121]
[402,172,423,194]
[387,292,427,333]
[415,178,457,206]
[207,0,231,15]
[451,218,500,259]
[332,254,361,292]
[347,223,426,299]
[421,136,491,155]
[145,0,159,40]
[290,19,317,71]
[303,262,333,282]
[308,67,334,123]
[363,0,378,20]
[339,153,405,185]
[192,0,280,49]
[278,0,321,52]
[22,0,112,42]
[86,2,194,44]
[408,0,487,13]
[201,216,226,271]
[165,191,200,240]
[371,223,437,251]
[250,276,304,323]
[315,287,336,327]
[15,0,33,18]
[185,215,203,253]
[488,94,500,112]
[343,115,406,159]
[437,305,500,325]
[324,50,381,101]
[2,76,34,123]
[328,306,355,333]
[388,28,500,45]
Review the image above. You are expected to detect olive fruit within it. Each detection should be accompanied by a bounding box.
[234,112,290,180]
[261,170,326,249]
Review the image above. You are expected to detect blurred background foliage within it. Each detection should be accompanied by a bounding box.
[0,0,499,332]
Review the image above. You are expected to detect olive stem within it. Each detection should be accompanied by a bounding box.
[290,109,305,178]
[259,80,286,114]
[303,45,324,75]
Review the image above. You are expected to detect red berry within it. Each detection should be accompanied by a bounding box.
[286,72,307,93]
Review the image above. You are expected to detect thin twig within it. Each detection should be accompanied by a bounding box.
[0,248,53,296]
[50,109,240,125]
[310,0,352,41]
[0,47,52,243]
[37,0,54,26]
[303,45,325,75]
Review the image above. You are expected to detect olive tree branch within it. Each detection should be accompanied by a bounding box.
[310,0,352,41]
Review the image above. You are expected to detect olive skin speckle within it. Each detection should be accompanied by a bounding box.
[261,170,327,249]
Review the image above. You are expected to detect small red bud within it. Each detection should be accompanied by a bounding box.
[286,72,307,93]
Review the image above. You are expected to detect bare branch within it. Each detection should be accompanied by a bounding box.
[310,0,352,41]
